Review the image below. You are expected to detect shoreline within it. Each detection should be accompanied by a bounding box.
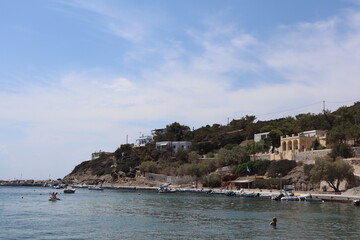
[2,183,360,202]
[76,184,360,202]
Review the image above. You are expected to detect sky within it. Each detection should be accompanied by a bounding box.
[1,0,360,180]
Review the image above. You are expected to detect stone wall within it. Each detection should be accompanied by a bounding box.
[293,149,332,164]
[251,147,360,164]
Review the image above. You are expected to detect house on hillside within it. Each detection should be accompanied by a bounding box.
[252,130,328,161]
[156,141,192,153]
[254,132,269,142]
[134,135,153,148]
[281,130,327,152]
[280,130,327,160]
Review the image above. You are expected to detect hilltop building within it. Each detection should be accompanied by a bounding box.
[134,135,153,148]
[254,132,269,142]
[156,141,192,153]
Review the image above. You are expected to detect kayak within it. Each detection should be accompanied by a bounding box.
[48,198,60,201]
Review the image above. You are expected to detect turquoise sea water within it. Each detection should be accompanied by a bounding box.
[0,186,360,240]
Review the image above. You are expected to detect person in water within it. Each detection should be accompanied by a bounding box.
[270,217,277,227]
[51,192,57,199]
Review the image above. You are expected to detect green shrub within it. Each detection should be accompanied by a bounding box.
[202,174,221,188]
[267,160,297,178]
[233,160,271,176]
[329,143,354,159]
[139,161,159,173]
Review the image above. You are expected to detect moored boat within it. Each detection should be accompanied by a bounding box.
[64,186,76,194]
[88,186,103,191]
[352,200,360,206]
[158,185,177,193]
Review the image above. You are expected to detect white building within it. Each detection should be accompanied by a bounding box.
[134,135,153,148]
[254,132,270,142]
[156,141,192,153]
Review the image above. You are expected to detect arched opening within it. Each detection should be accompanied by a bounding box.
[293,140,299,150]
[287,141,293,151]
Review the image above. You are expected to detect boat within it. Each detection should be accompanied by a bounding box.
[88,186,104,191]
[158,185,177,193]
[48,197,60,201]
[275,189,312,201]
[63,186,76,194]
[236,189,271,199]
[352,200,360,206]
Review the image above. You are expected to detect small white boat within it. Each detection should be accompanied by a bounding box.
[63,186,76,194]
[280,189,312,201]
[88,186,104,191]
[353,200,360,206]
[158,185,177,193]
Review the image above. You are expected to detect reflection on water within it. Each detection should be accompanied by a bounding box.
[0,187,359,240]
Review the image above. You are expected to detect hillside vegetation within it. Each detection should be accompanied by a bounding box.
[64,102,360,188]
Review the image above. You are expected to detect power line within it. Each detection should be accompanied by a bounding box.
[255,101,323,117]
[244,97,360,119]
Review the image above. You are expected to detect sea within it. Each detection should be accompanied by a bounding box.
[0,186,359,240]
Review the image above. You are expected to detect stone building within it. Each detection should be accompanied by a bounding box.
[156,141,192,153]
[280,130,327,159]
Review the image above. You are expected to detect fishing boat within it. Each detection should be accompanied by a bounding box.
[352,200,360,206]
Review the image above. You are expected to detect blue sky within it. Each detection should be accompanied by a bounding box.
[1,0,360,180]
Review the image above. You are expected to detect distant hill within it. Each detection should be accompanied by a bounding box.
[64,102,360,186]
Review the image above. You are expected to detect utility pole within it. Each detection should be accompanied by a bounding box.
[126,135,128,144]
[323,100,325,113]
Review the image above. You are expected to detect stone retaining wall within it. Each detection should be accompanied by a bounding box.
[293,149,331,164]
[251,147,360,164]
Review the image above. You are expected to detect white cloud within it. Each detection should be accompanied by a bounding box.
[3,2,360,179]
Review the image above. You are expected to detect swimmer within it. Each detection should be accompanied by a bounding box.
[270,217,277,227]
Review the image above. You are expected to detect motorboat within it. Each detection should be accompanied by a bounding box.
[63,186,76,194]
[88,186,104,191]
[158,185,177,193]
[274,189,312,201]
[353,200,360,206]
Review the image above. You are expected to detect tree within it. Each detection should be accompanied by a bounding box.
[156,122,191,141]
[202,174,221,188]
[139,161,158,173]
[329,143,354,159]
[188,151,201,163]
[268,129,283,153]
[310,156,354,192]
[216,146,249,167]
[266,160,297,178]
[175,149,189,163]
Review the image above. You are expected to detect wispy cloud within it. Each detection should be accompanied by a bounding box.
[2,1,360,179]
